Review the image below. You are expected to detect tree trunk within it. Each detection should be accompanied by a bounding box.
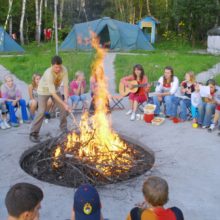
[4,0,13,30]
[59,0,65,29]
[146,0,151,16]
[139,0,143,20]
[35,0,44,44]
[215,0,219,26]
[20,0,27,45]
[9,16,12,35]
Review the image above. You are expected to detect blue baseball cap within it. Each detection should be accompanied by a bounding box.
[74,184,101,220]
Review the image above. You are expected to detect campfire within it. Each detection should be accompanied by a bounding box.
[20,34,154,187]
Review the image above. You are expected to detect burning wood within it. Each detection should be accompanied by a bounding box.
[20,33,154,187]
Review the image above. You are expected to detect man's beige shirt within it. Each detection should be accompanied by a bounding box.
[37,65,68,96]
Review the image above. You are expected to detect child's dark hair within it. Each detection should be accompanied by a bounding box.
[132,64,145,81]
[5,183,43,217]
[51,55,62,65]
[206,79,216,86]
[163,66,174,84]
[142,176,169,206]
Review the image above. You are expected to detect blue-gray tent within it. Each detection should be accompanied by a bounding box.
[0,27,24,53]
[60,17,154,51]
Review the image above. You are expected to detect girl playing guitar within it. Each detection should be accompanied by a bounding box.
[120,64,150,121]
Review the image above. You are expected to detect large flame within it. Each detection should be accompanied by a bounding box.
[53,33,132,176]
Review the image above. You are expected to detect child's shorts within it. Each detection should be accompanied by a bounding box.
[0,102,8,113]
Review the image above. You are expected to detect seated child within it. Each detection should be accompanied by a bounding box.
[5,182,43,220]
[71,184,105,220]
[197,79,217,128]
[126,176,184,220]
[0,90,11,129]
[121,64,150,121]
[173,71,195,122]
[69,71,87,111]
[1,74,30,127]
[208,86,220,133]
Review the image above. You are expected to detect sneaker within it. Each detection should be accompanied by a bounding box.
[126,110,133,115]
[29,133,40,143]
[19,119,24,124]
[11,122,19,127]
[202,125,208,129]
[130,112,136,121]
[0,122,7,130]
[208,124,215,132]
[44,119,49,124]
[23,120,31,124]
[3,120,11,129]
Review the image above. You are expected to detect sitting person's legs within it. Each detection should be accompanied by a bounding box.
[70,95,80,110]
[6,101,19,126]
[179,99,191,121]
[19,99,29,122]
[29,99,38,120]
[79,94,88,109]
[153,95,161,115]
[164,95,174,117]
[202,103,216,127]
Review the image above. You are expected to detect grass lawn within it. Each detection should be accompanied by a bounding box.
[114,50,220,91]
[0,41,220,91]
[0,42,95,87]
[214,74,220,85]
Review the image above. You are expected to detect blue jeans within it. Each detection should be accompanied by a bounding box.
[70,94,87,104]
[6,99,29,124]
[153,95,175,116]
[197,102,215,126]
[179,99,191,120]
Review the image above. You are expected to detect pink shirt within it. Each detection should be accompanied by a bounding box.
[69,80,86,96]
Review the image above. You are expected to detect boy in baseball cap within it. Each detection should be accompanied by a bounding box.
[71,184,104,220]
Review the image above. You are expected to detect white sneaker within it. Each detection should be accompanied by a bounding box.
[208,123,215,132]
[130,112,136,121]
[44,119,49,124]
[19,119,24,124]
[3,120,11,129]
[0,122,7,130]
[126,110,133,115]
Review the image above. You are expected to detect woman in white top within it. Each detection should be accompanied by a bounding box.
[153,66,179,117]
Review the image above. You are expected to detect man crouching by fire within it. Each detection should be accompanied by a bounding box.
[29,55,71,143]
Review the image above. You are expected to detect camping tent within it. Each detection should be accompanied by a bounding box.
[0,27,24,53]
[60,17,153,51]
[207,27,220,54]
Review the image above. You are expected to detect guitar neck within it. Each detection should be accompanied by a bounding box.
[133,83,149,88]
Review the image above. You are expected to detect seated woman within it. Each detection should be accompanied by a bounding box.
[0,90,11,129]
[69,71,87,111]
[121,64,150,121]
[28,73,53,121]
[173,71,196,122]
[153,66,179,118]
[197,79,217,128]
[1,74,29,127]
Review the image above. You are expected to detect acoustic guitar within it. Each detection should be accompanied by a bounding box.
[119,80,149,97]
